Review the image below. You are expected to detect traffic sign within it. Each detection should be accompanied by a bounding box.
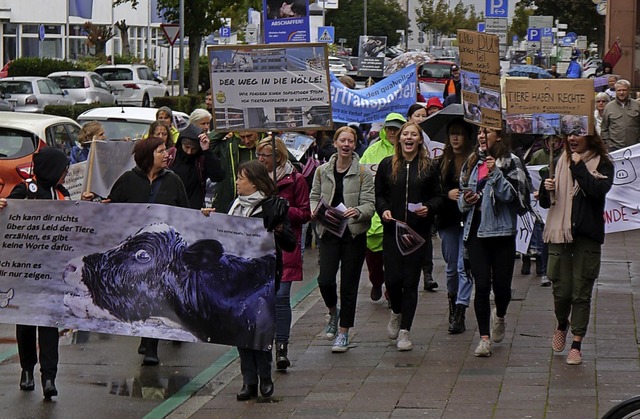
[527,28,541,42]
[477,22,486,32]
[160,23,180,46]
[486,0,508,18]
[318,26,335,44]
[38,24,45,41]
[528,15,553,29]
[220,26,231,38]
[485,17,508,32]
[245,23,257,44]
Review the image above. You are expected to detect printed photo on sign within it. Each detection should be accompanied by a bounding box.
[263,0,310,43]
[533,114,560,135]
[0,201,277,351]
[464,102,481,123]
[506,114,533,134]
[461,70,480,93]
[561,115,588,135]
[209,43,331,132]
[280,132,315,160]
[478,88,500,111]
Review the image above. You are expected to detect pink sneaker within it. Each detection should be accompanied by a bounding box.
[566,348,582,365]
[552,328,568,352]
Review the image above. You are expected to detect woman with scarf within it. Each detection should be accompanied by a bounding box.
[458,127,530,358]
[255,136,310,370]
[376,122,442,351]
[309,126,375,353]
[539,133,613,365]
[209,160,295,400]
[168,123,224,209]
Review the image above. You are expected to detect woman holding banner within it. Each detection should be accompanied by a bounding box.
[0,147,75,399]
[539,133,613,365]
[105,136,190,366]
[255,136,310,370]
[210,160,295,400]
[458,127,530,357]
[375,122,442,351]
[309,126,375,353]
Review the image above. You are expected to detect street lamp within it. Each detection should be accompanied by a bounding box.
[364,0,367,36]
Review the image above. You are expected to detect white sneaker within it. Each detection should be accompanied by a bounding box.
[491,308,505,343]
[475,338,491,357]
[387,312,402,339]
[396,329,413,351]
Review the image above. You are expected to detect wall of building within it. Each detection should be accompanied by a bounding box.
[606,0,638,86]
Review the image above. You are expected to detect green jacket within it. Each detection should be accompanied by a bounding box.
[359,130,395,251]
[210,131,258,213]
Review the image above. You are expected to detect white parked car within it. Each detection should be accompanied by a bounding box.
[0,76,75,113]
[94,64,168,107]
[48,71,116,105]
[328,56,348,77]
[77,106,188,140]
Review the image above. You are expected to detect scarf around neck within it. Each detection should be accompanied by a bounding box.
[543,150,603,243]
[275,160,295,182]
[228,190,266,217]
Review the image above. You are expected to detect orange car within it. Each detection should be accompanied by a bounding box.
[0,113,80,197]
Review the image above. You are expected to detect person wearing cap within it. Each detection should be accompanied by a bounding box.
[168,123,224,209]
[210,129,265,213]
[360,112,406,302]
[426,97,443,116]
[443,65,461,102]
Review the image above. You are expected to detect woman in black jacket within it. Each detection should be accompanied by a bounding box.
[375,122,442,351]
[218,160,295,400]
[107,136,190,365]
[168,123,224,209]
[0,147,72,399]
[540,133,613,365]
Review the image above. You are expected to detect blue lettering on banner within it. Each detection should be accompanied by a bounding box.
[330,64,417,123]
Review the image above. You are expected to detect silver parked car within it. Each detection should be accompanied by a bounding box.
[0,76,75,113]
[48,71,116,105]
[94,64,168,107]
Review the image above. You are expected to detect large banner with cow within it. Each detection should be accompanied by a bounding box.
[0,201,277,351]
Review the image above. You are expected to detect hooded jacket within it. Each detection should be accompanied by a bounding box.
[8,147,70,200]
[168,123,224,209]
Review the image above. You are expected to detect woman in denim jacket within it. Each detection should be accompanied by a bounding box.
[458,127,530,357]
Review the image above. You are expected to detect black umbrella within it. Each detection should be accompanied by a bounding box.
[419,104,468,143]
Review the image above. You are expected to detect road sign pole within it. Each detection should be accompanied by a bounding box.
[170,46,174,97]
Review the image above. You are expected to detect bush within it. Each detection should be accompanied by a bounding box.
[8,57,80,77]
[43,103,105,120]
[154,94,204,115]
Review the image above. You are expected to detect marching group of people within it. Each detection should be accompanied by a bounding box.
[0,72,620,401]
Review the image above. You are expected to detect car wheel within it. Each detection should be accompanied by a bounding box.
[142,94,150,108]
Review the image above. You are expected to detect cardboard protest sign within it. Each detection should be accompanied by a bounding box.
[457,30,501,129]
[0,201,276,351]
[209,43,332,132]
[505,78,594,135]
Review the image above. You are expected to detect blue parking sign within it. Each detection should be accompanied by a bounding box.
[220,26,231,38]
[486,0,508,17]
[527,28,541,42]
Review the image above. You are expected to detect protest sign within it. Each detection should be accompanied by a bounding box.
[83,140,137,198]
[263,0,309,43]
[504,78,594,135]
[66,162,87,201]
[280,132,315,160]
[209,43,331,132]
[330,64,417,124]
[457,30,501,129]
[357,36,387,78]
[0,201,276,351]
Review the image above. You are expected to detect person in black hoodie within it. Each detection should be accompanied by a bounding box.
[0,147,71,399]
[168,123,224,209]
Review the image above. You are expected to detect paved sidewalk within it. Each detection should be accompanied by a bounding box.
[175,230,640,419]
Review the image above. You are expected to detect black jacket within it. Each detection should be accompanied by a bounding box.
[539,157,613,244]
[433,156,463,230]
[375,156,443,237]
[109,166,190,208]
[9,147,70,200]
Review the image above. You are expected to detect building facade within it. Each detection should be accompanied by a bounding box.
[605,0,639,87]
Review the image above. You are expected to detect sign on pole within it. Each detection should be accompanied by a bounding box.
[245,23,258,44]
[317,26,335,44]
[160,23,180,46]
[486,0,508,18]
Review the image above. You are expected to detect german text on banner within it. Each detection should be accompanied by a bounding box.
[330,64,417,124]
[0,201,277,351]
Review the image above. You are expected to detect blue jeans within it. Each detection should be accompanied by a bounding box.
[439,225,472,306]
[275,281,292,343]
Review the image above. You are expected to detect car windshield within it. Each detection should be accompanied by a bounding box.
[50,76,85,89]
[81,120,148,140]
[0,81,33,95]
[419,64,452,79]
[95,68,133,82]
[0,127,36,159]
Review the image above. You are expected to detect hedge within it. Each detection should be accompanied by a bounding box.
[9,57,80,77]
[153,94,204,115]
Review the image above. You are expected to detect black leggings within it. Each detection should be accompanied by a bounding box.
[466,219,515,337]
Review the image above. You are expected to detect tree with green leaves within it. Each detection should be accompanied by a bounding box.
[324,0,406,53]
[416,0,481,45]
[114,0,260,94]
[509,1,534,42]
